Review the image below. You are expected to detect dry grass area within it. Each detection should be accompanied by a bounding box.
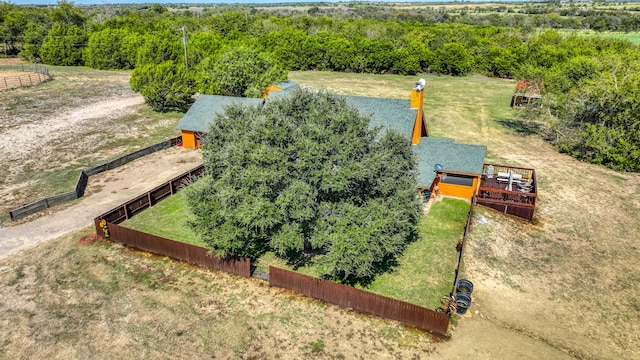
[291,71,640,359]
[0,60,183,225]
[0,228,439,359]
[1,67,638,358]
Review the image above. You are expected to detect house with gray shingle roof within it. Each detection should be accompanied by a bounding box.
[175,79,536,220]
[177,81,299,149]
[176,79,485,199]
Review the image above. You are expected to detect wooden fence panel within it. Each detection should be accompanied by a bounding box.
[9,136,183,221]
[269,267,450,337]
[100,223,251,278]
[95,164,204,225]
[150,183,172,204]
[476,201,535,221]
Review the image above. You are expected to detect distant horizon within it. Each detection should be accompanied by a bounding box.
[6,0,527,6]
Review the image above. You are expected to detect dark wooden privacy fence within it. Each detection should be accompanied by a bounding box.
[95,221,251,278]
[269,267,450,337]
[97,164,204,224]
[92,162,452,334]
[9,136,182,221]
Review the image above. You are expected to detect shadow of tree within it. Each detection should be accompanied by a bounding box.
[497,118,544,136]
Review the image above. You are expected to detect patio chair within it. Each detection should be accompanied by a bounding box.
[518,179,533,190]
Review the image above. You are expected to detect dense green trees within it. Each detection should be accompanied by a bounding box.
[187,90,420,282]
[130,61,194,112]
[84,29,135,69]
[40,23,86,66]
[513,32,640,172]
[196,46,287,97]
[2,2,639,172]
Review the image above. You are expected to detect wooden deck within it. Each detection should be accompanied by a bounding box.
[476,164,537,221]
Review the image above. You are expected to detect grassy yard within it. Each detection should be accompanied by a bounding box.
[120,191,205,247]
[366,198,469,309]
[121,189,469,309]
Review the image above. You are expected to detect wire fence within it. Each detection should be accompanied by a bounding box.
[0,63,50,90]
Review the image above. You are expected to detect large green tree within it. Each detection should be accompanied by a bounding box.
[186,90,420,283]
[197,45,287,97]
[40,22,86,66]
[83,29,136,69]
[130,60,195,112]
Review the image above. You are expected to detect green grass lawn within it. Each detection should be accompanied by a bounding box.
[121,190,469,309]
[121,191,206,247]
[366,198,469,309]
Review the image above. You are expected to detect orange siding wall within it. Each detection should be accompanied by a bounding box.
[181,131,198,149]
[410,89,427,145]
[410,89,422,109]
[435,175,480,199]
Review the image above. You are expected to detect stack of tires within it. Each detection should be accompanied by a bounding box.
[455,279,474,315]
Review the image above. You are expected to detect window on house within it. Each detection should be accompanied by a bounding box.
[441,173,474,187]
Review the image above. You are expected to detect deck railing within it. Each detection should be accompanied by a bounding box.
[477,163,537,221]
[477,187,536,207]
[482,163,534,181]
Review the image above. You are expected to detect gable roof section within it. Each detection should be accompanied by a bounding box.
[177,88,487,189]
[266,80,301,101]
[344,96,417,137]
[414,137,487,188]
[176,95,263,133]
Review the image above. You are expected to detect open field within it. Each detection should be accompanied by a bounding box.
[0,68,638,358]
[557,29,640,44]
[0,60,183,225]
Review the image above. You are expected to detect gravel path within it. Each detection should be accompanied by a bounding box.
[0,147,202,260]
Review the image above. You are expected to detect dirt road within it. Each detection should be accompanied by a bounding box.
[0,147,202,260]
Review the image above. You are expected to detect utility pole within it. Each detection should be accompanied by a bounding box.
[181,26,188,72]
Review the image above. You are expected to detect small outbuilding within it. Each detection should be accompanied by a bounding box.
[511,79,543,109]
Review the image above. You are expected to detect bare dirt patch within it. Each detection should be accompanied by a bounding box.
[0,146,202,260]
[0,65,183,224]
[0,96,145,183]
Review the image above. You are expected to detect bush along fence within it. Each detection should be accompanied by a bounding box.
[9,136,182,221]
[93,165,452,337]
[0,63,50,90]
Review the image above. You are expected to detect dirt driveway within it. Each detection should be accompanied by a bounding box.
[0,147,202,260]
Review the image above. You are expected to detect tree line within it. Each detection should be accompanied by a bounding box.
[1,1,638,171]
